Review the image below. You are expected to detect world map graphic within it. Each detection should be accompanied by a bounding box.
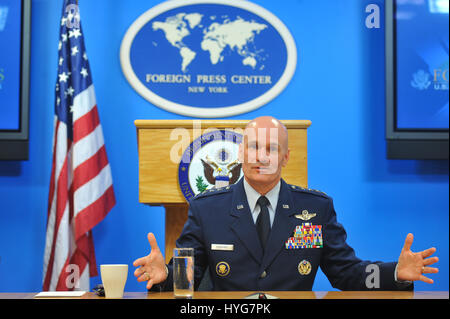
[152,12,268,72]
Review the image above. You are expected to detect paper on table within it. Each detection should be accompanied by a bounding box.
[34,291,86,298]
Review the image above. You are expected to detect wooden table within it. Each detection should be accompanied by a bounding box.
[1,291,448,299]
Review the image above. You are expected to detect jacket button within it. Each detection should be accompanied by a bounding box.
[260,271,267,278]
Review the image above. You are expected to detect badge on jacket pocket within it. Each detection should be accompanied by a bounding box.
[298,260,312,275]
[285,223,323,249]
[216,261,230,277]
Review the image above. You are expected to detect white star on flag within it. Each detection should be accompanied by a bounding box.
[58,72,69,82]
[80,68,88,78]
[69,28,82,39]
[66,86,75,96]
[71,45,79,56]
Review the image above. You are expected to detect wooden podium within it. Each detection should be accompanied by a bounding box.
[134,120,311,263]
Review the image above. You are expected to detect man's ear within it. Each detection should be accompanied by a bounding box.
[281,148,290,167]
[238,142,244,163]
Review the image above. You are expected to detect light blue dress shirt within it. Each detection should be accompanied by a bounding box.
[243,178,280,227]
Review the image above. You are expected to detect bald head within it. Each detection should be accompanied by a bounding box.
[239,116,290,194]
[245,116,289,152]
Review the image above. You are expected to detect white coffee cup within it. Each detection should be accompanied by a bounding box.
[100,264,128,298]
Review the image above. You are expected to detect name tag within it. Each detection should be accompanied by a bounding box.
[211,244,234,251]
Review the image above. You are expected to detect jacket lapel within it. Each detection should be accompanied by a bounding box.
[261,180,296,271]
[229,179,263,263]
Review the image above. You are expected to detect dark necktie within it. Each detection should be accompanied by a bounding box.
[256,196,271,250]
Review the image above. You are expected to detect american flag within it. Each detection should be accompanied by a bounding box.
[43,0,116,291]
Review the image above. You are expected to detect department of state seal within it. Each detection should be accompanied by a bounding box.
[178,129,243,201]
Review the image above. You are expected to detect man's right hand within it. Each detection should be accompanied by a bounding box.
[133,232,167,290]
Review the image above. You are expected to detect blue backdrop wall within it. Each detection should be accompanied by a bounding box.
[0,0,448,292]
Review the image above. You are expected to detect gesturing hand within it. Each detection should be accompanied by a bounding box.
[133,233,167,290]
[396,233,439,284]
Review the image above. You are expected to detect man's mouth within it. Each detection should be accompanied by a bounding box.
[251,166,274,174]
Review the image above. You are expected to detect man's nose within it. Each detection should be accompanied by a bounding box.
[256,147,270,163]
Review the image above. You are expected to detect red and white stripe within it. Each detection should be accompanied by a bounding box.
[43,84,115,291]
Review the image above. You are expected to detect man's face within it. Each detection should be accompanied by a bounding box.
[239,126,290,187]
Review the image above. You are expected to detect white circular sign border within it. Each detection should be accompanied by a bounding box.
[120,0,297,118]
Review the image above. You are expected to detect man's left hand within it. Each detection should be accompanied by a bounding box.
[397,233,439,284]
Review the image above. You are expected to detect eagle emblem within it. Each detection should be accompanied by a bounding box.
[411,69,431,91]
[216,261,230,277]
[298,260,312,275]
[201,156,242,189]
[178,130,244,201]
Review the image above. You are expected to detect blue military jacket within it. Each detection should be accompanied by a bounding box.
[163,178,411,291]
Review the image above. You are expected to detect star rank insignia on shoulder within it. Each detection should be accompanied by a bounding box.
[289,184,329,199]
[192,185,232,200]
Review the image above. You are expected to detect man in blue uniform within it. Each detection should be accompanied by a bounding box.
[133,116,439,291]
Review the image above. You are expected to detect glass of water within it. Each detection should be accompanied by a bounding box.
[173,248,194,299]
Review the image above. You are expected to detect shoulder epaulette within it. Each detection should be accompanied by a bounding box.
[192,185,232,200]
[289,184,329,198]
